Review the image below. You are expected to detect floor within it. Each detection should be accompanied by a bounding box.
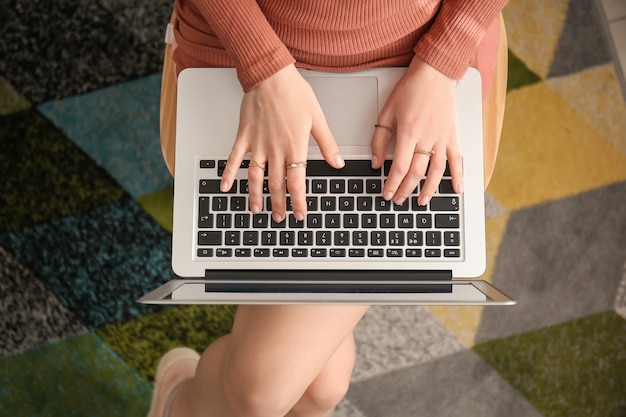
[1,0,625,416]
[601,0,626,95]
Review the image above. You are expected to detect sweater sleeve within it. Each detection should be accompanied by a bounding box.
[192,0,295,91]
[413,0,507,80]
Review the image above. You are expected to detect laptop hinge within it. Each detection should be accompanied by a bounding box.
[202,270,453,294]
[204,269,452,281]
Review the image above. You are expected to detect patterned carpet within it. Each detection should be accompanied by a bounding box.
[1,0,625,416]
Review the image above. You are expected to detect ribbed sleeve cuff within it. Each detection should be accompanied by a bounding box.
[414,0,506,80]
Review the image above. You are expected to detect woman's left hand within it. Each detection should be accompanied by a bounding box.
[371,56,464,207]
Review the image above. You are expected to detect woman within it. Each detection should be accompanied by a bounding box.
[150,1,507,416]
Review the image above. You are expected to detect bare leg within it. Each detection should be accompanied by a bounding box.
[169,305,369,417]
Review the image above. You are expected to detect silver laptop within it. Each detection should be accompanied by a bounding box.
[138,67,515,305]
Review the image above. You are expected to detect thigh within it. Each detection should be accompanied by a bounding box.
[225,305,369,398]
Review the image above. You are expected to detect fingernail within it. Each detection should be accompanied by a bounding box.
[272,213,284,223]
[371,155,379,168]
[383,191,393,201]
[220,180,230,192]
[335,154,345,168]
[394,197,406,206]
[295,211,305,221]
[418,194,431,206]
[251,203,260,213]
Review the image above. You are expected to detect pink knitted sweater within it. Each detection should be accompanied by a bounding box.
[172,0,507,92]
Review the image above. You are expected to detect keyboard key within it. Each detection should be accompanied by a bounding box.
[334,231,349,246]
[325,214,341,228]
[254,248,270,257]
[307,214,323,228]
[197,248,213,257]
[366,179,382,194]
[444,231,461,246]
[311,248,327,257]
[235,214,250,228]
[330,179,345,193]
[316,231,332,246]
[330,248,346,257]
[292,248,308,257]
[200,160,216,169]
[426,231,442,246]
[416,214,432,228]
[380,214,395,228]
[230,197,246,211]
[362,214,377,228]
[444,249,461,257]
[212,196,229,211]
[435,214,460,228]
[321,197,336,211]
[357,196,373,211]
[352,231,368,246]
[349,248,365,257]
[348,179,363,194]
[261,231,277,245]
[387,248,403,257]
[253,213,269,228]
[430,196,460,211]
[398,214,413,228]
[343,214,359,228]
[407,231,423,246]
[425,249,441,257]
[439,179,455,194]
[389,231,404,246]
[375,197,391,211]
[216,248,232,257]
[311,179,327,193]
[235,248,251,257]
[273,248,289,257]
[307,160,380,177]
[370,231,386,246]
[198,231,221,246]
[225,231,240,245]
[368,248,384,257]
[216,214,231,228]
[339,196,355,211]
[298,231,314,245]
[199,179,229,194]
[243,231,259,245]
[280,231,295,245]
[406,248,422,257]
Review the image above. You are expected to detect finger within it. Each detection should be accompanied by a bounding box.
[221,138,249,193]
[267,158,287,223]
[381,129,417,201]
[447,140,464,194]
[392,155,426,205]
[286,160,308,221]
[248,154,267,213]
[370,121,394,169]
[418,147,446,206]
[311,105,344,169]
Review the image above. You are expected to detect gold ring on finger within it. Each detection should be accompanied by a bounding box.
[250,159,266,170]
[286,161,308,169]
[414,148,435,158]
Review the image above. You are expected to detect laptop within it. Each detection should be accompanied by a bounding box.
[138,66,516,305]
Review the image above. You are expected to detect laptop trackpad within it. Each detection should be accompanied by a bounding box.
[306,76,379,148]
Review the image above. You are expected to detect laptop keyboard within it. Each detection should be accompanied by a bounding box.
[195,159,463,260]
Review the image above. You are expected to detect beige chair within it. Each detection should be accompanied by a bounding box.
[160,13,507,188]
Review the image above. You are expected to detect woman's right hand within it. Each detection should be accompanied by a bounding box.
[220,64,345,223]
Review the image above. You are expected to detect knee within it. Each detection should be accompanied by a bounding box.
[222,369,295,417]
[300,369,351,413]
